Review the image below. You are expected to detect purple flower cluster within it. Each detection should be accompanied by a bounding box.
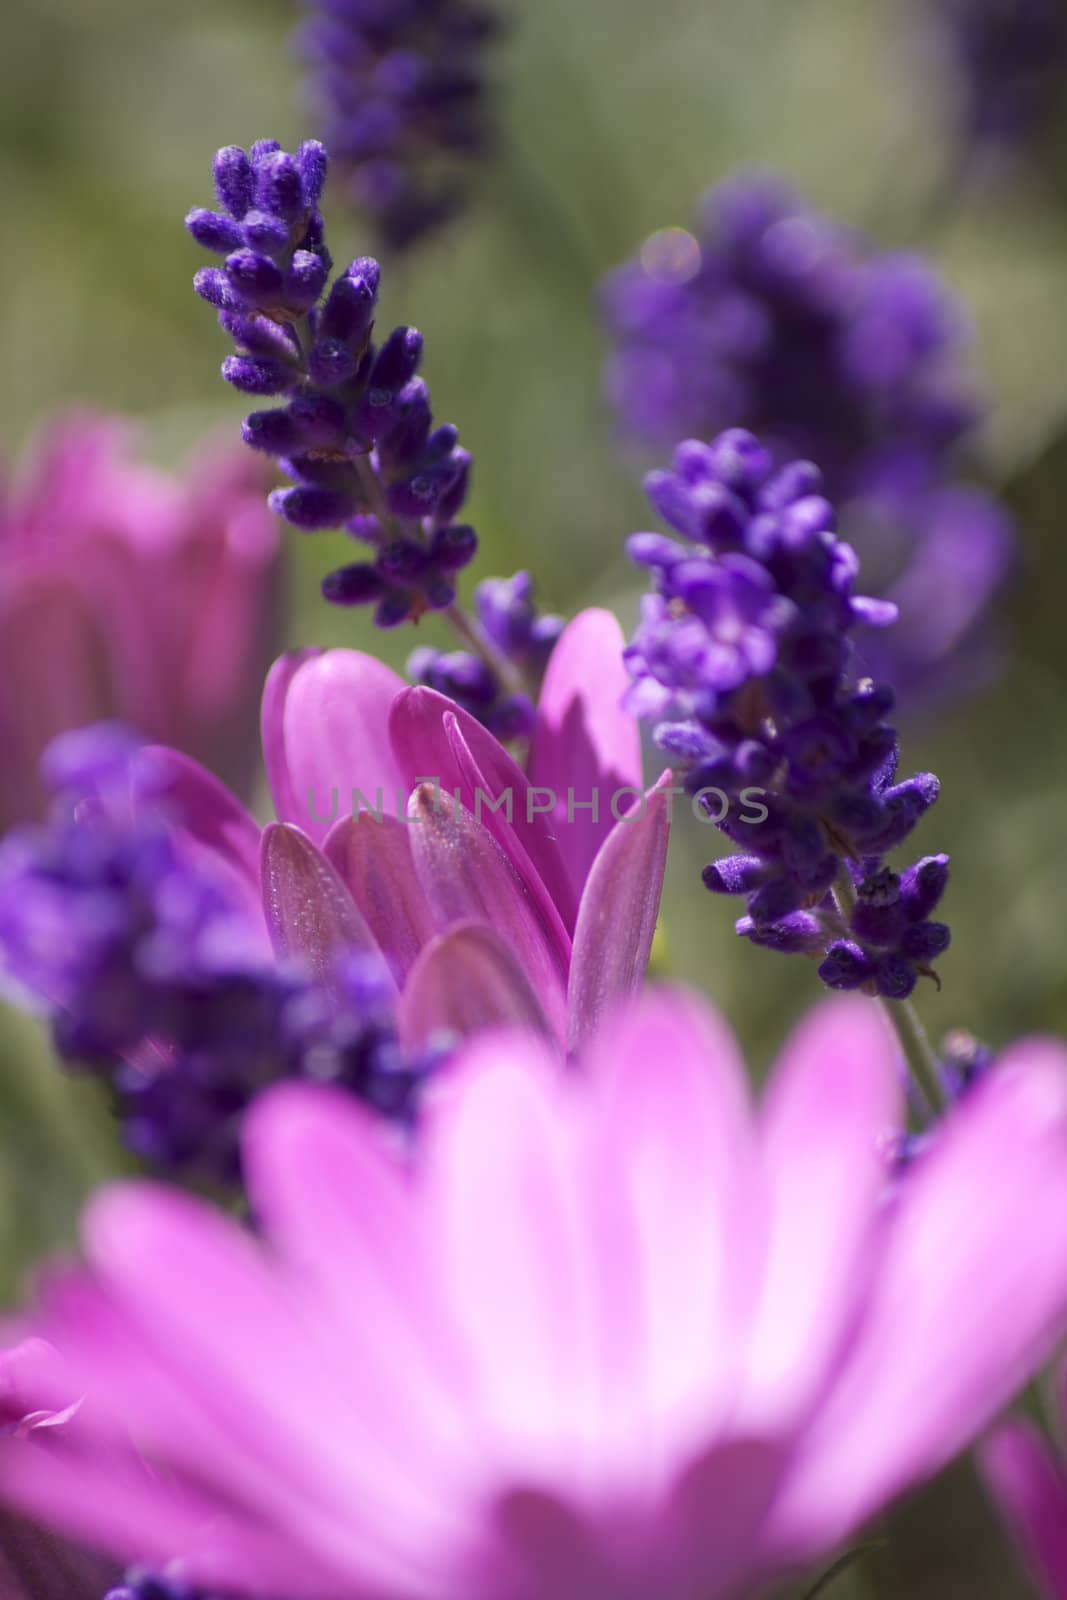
[105,1572,207,1600]
[625,428,950,1001]
[0,728,431,1181]
[601,175,1014,703]
[929,0,1067,154]
[187,140,476,627]
[296,0,499,251]
[409,571,564,739]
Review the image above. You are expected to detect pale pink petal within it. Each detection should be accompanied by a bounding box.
[399,924,554,1047]
[260,823,387,992]
[324,813,437,984]
[736,997,903,1431]
[421,1032,601,1485]
[528,609,643,904]
[389,687,577,939]
[406,786,567,1042]
[245,1085,478,1498]
[262,650,408,847]
[567,772,672,1052]
[980,1420,1067,1600]
[79,1185,455,1589]
[579,989,755,1481]
[769,1037,1067,1560]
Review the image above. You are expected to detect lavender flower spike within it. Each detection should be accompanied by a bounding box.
[602,175,1015,705]
[296,0,500,251]
[187,139,477,627]
[625,427,949,1002]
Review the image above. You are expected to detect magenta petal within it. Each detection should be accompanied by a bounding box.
[260,823,387,993]
[566,771,672,1052]
[528,608,644,905]
[0,1504,118,1600]
[132,746,262,901]
[261,649,408,847]
[324,813,437,985]
[406,785,568,1042]
[399,923,554,1047]
[980,1421,1067,1600]
[389,685,577,939]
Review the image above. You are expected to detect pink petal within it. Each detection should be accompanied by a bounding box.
[528,609,644,904]
[398,924,554,1047]
[244,1084,477,1491]
[389,686,577,940]
[131,745,263,917]
[324,813,437,985]
[406,785,568,1042]
[566,772,672,1052]
[77,1185,454,1588]
[260,823,387,992]
[262,649,408,847]
[421,1031,602,1482]
[579,988,755,1479]
[980,1420,1067,1600]
[769,1035,1067,1561]
[736,997,903,1431]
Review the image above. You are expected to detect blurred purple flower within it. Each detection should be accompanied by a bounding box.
[601,175,1015,706]
[0,415,281,826]
[928,0,1067,156]
[295,0,500,251]
[5,994,1067,1596]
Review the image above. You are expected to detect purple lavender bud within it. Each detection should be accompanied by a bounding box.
[320,263,380,345]
[378,539,427,582]
[255,148,306,220]
[370,327,425,397]
[434,449,471,521]
[488,695,537,741]
[285,250,329,311]
[194,267,239,310]
[376,589,420,627]
[213,144,254,218]
[219,312,295,360]
[738,911,824,954]
[309,338,358,387]
[899,921,951,963]
[748,877,804,924]
[250,138,282,160]
[287,393,348,448]
[224,249,286,308]
[900,853,951,921]
[873,952,917,1001]
[851,868,907,946]
[818,941,875,990]
[269,485,355,530]
[241,409,304,457]
[242,209,291,254]
[298,139,329,207]
[702,855,766,895]
[185,207,244,254]
[386,460,457,519]
[377,378,433,465]
[430,523,478,572]
[221,356,297,396]
[626,531,687,569]
[322,563,385,606]
[424,423,461,463]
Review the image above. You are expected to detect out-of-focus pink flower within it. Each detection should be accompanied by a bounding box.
[132,609,668,1050]
[5,992,1067,1598]
[0,414,281,824]
[0,1340,116,1599]
[980,1365,1067,1598]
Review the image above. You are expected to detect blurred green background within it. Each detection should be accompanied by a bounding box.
[4,0,1067,1592]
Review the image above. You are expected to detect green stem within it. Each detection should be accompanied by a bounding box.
[882,996,947,1120]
